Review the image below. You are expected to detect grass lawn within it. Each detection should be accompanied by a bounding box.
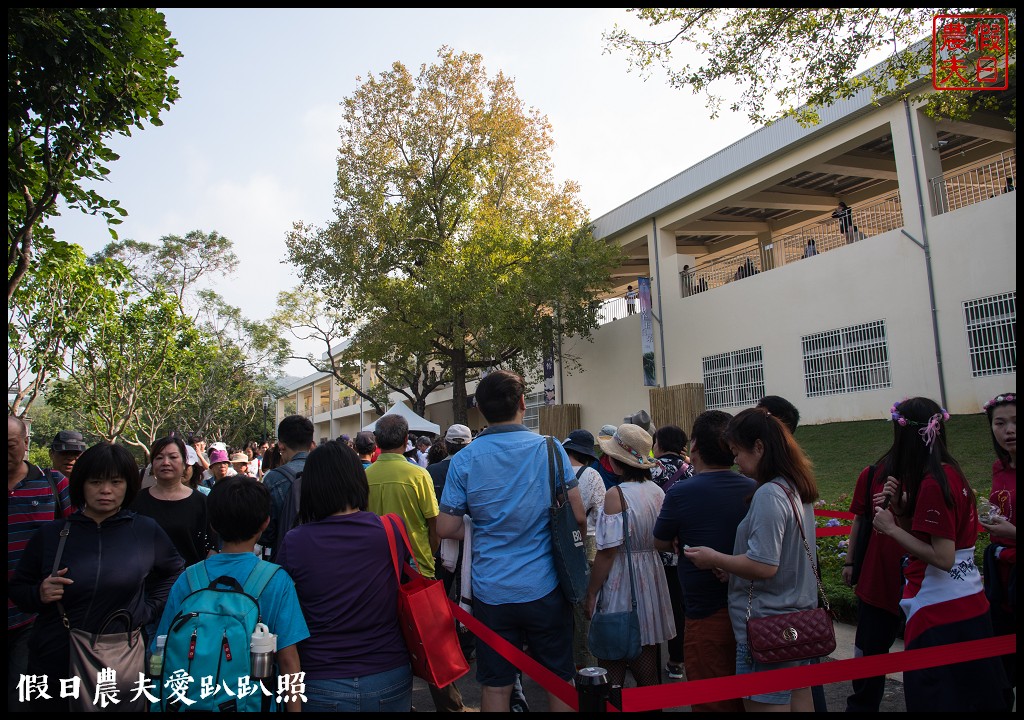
[798,412,995,502]
[797,413,996,623]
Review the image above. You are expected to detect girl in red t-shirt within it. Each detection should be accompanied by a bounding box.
[979,392,1015,712]
[872,397,1008,712]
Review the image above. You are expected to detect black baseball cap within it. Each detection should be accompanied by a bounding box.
[50,430,87,453]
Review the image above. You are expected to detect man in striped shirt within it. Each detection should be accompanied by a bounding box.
[7,416,74,710]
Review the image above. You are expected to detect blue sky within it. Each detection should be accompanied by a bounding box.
[47,8,760,376]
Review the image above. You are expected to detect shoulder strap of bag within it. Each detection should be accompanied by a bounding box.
[575,465,587,480]
[43,469,65,520]
[746,481,830,620]
[772,480,829,606]
[596,486,638,612]
[862,465,876,519]
[184,559,213,593]
[52,519,72,628]
[241,561,280,608]
[546,436,565,506]
[382,514,401,582]
[383,513,420,576]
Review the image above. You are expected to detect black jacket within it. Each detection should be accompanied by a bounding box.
[9,509,183,685]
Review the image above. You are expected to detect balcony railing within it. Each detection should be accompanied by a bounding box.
[596,149,1012,314]
[681,244,764,296]
[597,295,631,323]
[777,191,904,265]
[930,151,1016,214]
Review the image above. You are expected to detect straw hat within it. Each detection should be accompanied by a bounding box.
[598,424,657,469]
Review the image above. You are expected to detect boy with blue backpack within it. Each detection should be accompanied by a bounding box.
[152,476,309,712]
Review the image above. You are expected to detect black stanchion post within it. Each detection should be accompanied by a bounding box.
[576,667,610,712]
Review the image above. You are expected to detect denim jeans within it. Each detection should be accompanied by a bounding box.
[303,664,412,713]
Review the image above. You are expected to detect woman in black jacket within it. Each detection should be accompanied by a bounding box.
[9,442,183,712]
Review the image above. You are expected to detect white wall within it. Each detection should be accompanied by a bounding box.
[562,192,1015,426]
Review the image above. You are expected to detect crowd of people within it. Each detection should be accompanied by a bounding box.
[6,381,1016,712]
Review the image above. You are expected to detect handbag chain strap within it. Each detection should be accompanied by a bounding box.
[745,480,830,621]
[596,485,638,613]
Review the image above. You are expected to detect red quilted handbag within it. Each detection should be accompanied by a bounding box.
[382,514,470,688]
[746,607,836,663]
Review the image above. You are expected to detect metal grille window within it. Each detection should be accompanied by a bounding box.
[964,292,1016,376]
[802,320,891,397]
[523,391,545,433]
[702,346,765,410]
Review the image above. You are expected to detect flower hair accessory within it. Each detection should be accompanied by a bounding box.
[890,399,950,449]
[918,411,949,450]
[983,393,1016,411]
[890,398,910,426]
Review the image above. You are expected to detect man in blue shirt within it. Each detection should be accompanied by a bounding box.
[437,370,584,713]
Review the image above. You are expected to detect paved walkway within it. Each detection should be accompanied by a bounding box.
[411,622,909,712]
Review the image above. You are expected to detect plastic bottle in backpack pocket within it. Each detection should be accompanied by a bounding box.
[250,622,277,678]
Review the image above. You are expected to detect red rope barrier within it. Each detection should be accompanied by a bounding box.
[450,594,1014,713]
[814,509,856,520]
[619,633,1016,712]
[816,525,852,537]
[450,603,580,710]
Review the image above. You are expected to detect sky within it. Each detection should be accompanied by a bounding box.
[46,8,761,378]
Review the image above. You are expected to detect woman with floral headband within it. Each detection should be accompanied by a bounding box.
[872,397,1007,711]
[979,392,1015,712]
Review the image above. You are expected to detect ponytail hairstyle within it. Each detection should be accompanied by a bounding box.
[725,407,818,503]
[983,392,1016,467]
[888,397,969,515]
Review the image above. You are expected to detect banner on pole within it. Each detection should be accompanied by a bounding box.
[543,344,556,405]
[639,277,656,386]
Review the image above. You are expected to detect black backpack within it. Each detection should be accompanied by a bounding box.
[267,461,302,562]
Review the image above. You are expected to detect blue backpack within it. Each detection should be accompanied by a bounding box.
[157,560,280,712]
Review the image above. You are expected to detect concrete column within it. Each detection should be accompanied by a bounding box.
[890,103,944,229]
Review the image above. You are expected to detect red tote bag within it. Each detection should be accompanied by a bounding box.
[382,513,470,688]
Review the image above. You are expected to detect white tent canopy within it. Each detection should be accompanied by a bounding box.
[361,400,440,435]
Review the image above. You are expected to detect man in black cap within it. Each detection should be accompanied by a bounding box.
[47,430,87,479]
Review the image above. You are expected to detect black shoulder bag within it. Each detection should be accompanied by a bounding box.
[546,437,588,604]
[849,465,876,586]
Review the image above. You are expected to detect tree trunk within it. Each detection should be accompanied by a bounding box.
[451,350,468,425]
[412,397,427,418]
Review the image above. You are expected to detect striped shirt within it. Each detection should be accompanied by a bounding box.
[8,463,73,630]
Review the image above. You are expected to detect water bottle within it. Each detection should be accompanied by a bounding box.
[250,622,276,678]
[149,634,167,677]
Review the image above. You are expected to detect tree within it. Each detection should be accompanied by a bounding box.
[8,8,181,299]
[97,230,238,312]
[7,242,128,416]
[48,290,204,454]
[604,8,1016,128]
[287,48,622,423]
[274,288,450,417]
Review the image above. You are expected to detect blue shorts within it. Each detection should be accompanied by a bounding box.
[472,586,575,687]
[735,642,811,705]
